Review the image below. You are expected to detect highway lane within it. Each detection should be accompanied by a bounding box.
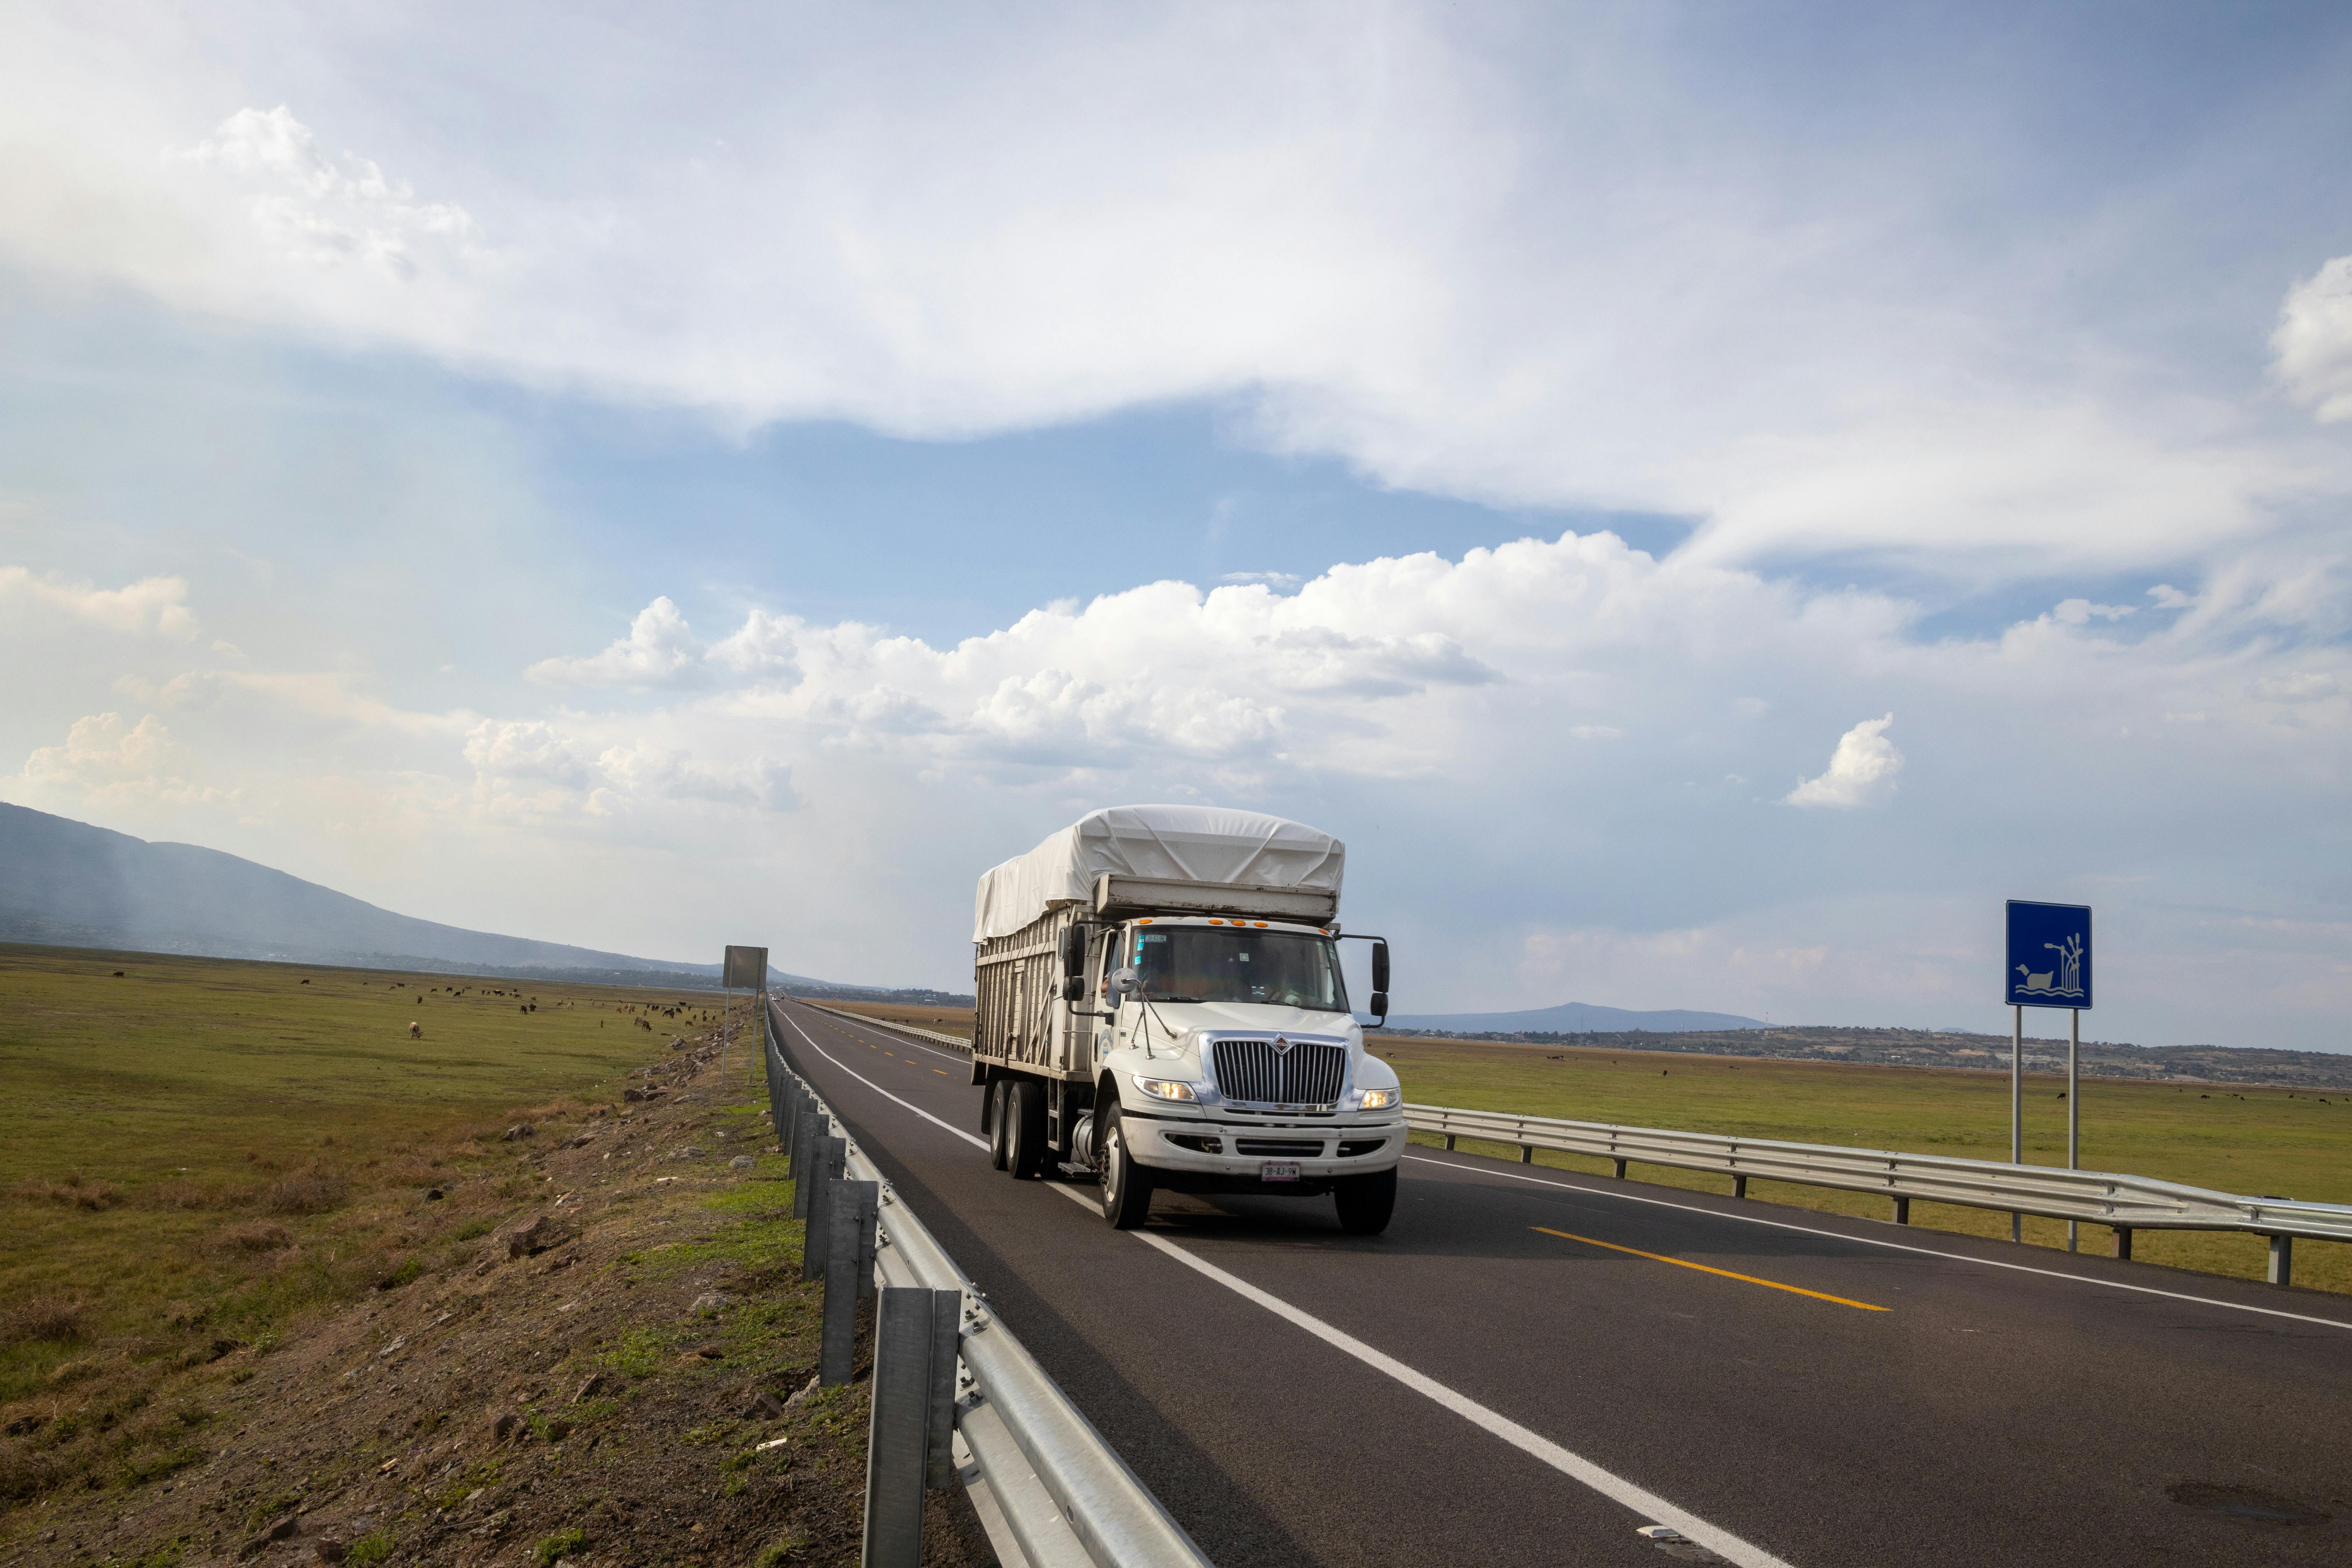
[771,998,2352,1567]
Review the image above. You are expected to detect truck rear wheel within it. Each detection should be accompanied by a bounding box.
[1098,1106,1153,1229]
[987,1080,1011,1171]
[1334,1167,1396,1235]
[1005,1079,1048,1180]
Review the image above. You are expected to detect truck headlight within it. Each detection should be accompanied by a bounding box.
[1358,1088,1397,1109]
[1133,1076,1198,1102]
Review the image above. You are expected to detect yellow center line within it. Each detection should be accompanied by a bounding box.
[1530,1227,1889,1311]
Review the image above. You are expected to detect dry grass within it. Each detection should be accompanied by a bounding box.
[0,1297,84,1349]
[11,1176,123,1211]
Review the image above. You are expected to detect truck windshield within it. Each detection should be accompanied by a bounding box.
[1128,927,1349,1011]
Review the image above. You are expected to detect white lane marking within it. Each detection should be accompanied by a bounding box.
[775,1008,986,1150]
[782,1006,1791,1563]
[1404,1154,2352,1333]
[1038,1182,1794,1568]
[794,1001,971,1064]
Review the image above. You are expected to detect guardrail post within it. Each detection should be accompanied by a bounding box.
[2269,1234,2293,1288]
[1891,1196,1910,1225]
[2113,1227,2132,1261]
[791,1109,825,1218]
[822,1179,879,1385]
[1612,1157,1628,1180]
[1731,1174,1748,1200]
[863,1288,962,1567]
[1443,1134,1456,1152]
[803,1136,848,1282]
[1519,1144,1534,1164]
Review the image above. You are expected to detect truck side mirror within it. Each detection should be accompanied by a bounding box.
[1369,992,1388,1020]
[1058,924,1088,1002]
[1371,939,1390,994]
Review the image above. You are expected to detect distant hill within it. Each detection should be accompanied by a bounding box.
[0,801,727,985]
[1386,1000,1766,1034]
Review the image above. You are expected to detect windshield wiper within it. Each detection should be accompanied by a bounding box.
[1146,994,1202,1002]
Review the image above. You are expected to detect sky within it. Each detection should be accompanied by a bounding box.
[2,1,2350,1048]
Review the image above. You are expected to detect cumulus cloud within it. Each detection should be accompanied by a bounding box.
[526,597,708,689]
[17,712,230,807]
[0,566,199,637]
[2275,253,2352,422]
[1783,714,1902,808]
[708,609,803,682]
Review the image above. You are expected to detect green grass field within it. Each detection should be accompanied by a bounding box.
[1379,1035,2352,1295]
[0,943,733,1500]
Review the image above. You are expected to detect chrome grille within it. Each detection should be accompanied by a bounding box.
[1210,1038,1345,1106]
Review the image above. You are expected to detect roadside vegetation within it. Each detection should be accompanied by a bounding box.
[0,944,718,1510]
[1379,1034,2352,1295]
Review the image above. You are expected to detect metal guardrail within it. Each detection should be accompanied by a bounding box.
[1408,1102,2352,1286]
[789,994,974,1052]
[762,996,1210,1568]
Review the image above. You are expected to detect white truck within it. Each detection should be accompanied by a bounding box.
[970,805,1405,1233]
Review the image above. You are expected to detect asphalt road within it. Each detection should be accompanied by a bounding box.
[769,996,2352,1567]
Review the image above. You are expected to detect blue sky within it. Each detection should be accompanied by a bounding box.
[3,2,2350,1048]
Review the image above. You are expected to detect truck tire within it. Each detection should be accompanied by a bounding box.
[1098,1106,1153,1229]
[1334,1167,1396,1235]
[1006,1079,1048,1180]
[987,1080,1011,1171]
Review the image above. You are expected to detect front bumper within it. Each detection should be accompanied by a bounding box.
[1129,1115,1408,1179]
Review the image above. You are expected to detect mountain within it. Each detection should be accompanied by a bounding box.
[0,800,722,981]
[1385,1000,1766,1035]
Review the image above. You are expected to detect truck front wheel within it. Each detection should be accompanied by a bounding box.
[1098,1107,1153,1229]
[1006,1079,1048,1180]
[1334,1168,1396,1235]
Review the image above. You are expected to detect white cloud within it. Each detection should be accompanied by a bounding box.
[5,14,2345,578]
[526,597,708,689]
[174,105,485,281]
[707,609,803,682]
[16,711,231,808]
[0,566,199,638]
[2275,253,2352,423]
[1783,713,1902,808]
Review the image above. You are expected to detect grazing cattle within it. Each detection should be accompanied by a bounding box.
[409,1021,422,1039]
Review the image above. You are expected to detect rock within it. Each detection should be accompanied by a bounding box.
[313,1538,346,1563]
[503,1215,564,1258]
[782,1373,821,1409]
[741,1389,784,1420]
[241,1513,299,1556]
[728,1155,754,1169]
[490,1411,520,1442]
[573,1373,606,1403]
[375,1336,406,1360]
[690,1292,732,1317]
[501,1123,535,1142]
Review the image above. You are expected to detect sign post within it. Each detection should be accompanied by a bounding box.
[724,946,769,1090]
[2004,902,2092,1250]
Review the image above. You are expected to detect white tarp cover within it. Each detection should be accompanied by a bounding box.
[974,805,1345,941]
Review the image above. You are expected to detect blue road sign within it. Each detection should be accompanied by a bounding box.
[2006,900,2091,1009]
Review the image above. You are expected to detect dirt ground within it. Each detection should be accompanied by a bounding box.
[4,1029,994,1568]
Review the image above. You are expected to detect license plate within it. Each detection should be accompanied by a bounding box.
[1260,1161,1301,1182]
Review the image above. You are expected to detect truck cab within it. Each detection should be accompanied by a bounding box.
[1087,915,1404,1232]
